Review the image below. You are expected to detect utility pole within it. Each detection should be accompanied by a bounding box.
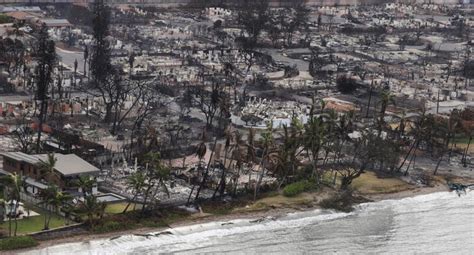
[436,90,440,114]
[366,80,374,118]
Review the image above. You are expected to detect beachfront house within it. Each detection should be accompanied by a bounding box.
[0,152,100,196]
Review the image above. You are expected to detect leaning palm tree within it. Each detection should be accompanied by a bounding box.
[123,171,146,213]
[141,152,170,212]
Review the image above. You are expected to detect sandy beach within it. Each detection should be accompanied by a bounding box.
[13,182,455,254]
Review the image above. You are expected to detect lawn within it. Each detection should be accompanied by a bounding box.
[1,209,67,235]
[104,202,143,214]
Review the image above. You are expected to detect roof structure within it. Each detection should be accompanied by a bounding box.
[0,168,48,189]
[39,19,72,27]
[5,11,39,21]
[1,152,100,176]
[0,6,41,13]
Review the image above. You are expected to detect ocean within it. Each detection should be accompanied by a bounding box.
[23,191,474,254]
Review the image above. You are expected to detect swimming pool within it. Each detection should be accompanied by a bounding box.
[96,193,126,203]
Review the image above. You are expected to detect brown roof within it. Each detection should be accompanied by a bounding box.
[6,11,39,21]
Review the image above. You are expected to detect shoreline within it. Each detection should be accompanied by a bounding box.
[16,183,451,253]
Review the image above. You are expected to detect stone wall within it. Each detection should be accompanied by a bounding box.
[28,223,88,241]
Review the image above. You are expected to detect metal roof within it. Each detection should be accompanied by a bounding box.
[1,152,100,177]
[0,168,48,189]
[0,6,41,13]
[40,19,71,27]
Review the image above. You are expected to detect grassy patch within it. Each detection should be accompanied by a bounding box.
[105,203,143,214]
[0,210,67,235]
[92,208,191,234]
[201,200,247,216]
[451,135,471,145]
[0,236,38,251]
[351,171,413,194]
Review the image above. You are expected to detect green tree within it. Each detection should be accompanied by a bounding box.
[75,175,95,198]
[254,123,274,200]
[79,195,106,229]
[303,100,327,182]
[141,152,170,212]
[38,185,71,230]
[0,173,26,236]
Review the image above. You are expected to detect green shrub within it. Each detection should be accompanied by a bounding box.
[0,15,12,24]
[93,221,130,234]
[0,236,38,251]
[283,181,315,197]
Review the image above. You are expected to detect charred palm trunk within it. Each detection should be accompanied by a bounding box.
[213,147,229,199]
[254,147,267,201]
[194,134,219,202]
[397,140,417,172]
[123,193,138,213]
[36,100,47,153]
[462,136,472,166]
[404,140,419,176]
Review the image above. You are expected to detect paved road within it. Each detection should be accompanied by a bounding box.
[258,48,310,71]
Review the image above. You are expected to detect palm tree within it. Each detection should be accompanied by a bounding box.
[273,118,303,188]
[0,172,26,236]
[123,171,146,213]
[38,185,71,230]
[0,199,5,224]
[304,104,326,182]
[80,195,105,229]
[75,175,95,198]
[141,152,170,212]
[254,123,274,200]
[37,153,59,185]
